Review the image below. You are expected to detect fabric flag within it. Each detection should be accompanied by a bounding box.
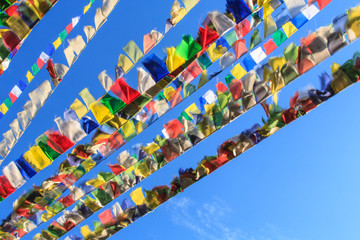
[64,45,76,67]
[225,0,251,24]
[98,70,114,92]
[284,0,306,18]
[250,47,267,64]
[202,90,217,105]
[198,26,220,49]
[23,146,52,172]
[301,4,319,20]
[55,118,87,143]
[207,42,227,62]
[284,42,299,64]
[231,64,247,79]
[53,37,62,50]
[282,22,297,38]
[143,30,163,54]
[3,161,26,188]
[98,209,115,227]
[84,25,96,43]
[110,77,140,104]
[235,18,251,38]
[137,67,156,94]
[269,57,287,72]
[67,35,86,55]
[170,0,187,25]
[70,98,88,119]
[142,53,169,81]
[102,0,117,17]
[164,119,183,138]
[273,29,288,46]
[208,10,236,36]
[175,35,202,61]
[220,52,234,70]
[100,93,126,114]
[26,71,34,83]
[264,15,277,38]
[79,88,96,109]
[130,187,146,205]
[166,47,186,72]
[316,0,331,10]
[291,11,308,29]
[9,85,22,102]
[0,140,9,159]
[117,150,137,168]
[10,119,22,140]
[118,54,133,73]
[3,129,15,150]
[263,39,277,55]
[224,30,238,48]
[242,55,257,71]
[182,0,198,11]
[95,7,106,30]
[249,29,261,50]
[89,101,114,125]
[181,60,203,83]
[123,40,144,64]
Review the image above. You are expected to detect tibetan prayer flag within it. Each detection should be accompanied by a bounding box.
[301,4,319,20]
[316,0,331,10]
[198,26,220,49]
[231,64,247,79]
[249,29,261,50]
[118,54,133,73]
[130,187,146,205]
[142,53,169,81]
[232,39,247,60]
[100,93,126,114]
[284,43,299,64]
[70,98,88,119]
[242,55,257,71]
[225,0,251,24]
[110,77,141,104]
[166,47,186,72]
[264,39,277,55]
[123,40,144,64]
[208,10,235,36]
[89,101,114,125]
[283,22,298,38]
[170,0,187,25]
[175,35,202,61]
[291,11,308,29]
[26,71,34,83]
[250,47,267,64]
[284,0,305,18]
[264,15,277,38]
[235,18,251,38]
[79,88,96,108]
[23,146,52,172]
[273,29,288,46]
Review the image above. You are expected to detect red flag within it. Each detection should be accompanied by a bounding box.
[46,131,74,153]
[263,39,277,55]
[316,0,331,10]
[99,209,115,227]
[170,87,183,109]
[235,19,251,38]
[232,39,248,60]
[58,195,75,207]
[229,79,243,101]
[164,119,184,138]
[110,77,141,104]
[216,81,228,93]
[108,164,126,175]
[198,26,220,49]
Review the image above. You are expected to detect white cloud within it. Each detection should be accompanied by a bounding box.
[166,196,297,240]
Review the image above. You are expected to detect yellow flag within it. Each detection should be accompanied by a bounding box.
[181,0,198,11]
[130,187,146,205]
[264,15,277,38]
[141,142,160,155]
[207,42,227,62]
[166,47,186,72]
[164,86,176,100]
[263,1,274,18]
[0,103,8,115]
[257,0,271,7]
[79,88,96,108]
[23,146,52,172]
[86,178,106,188]
[81,225,92,239]
[268,57,287,72]
[123,40,144,64]
[89,101,114,125]
[122,120,136,138]
[136,121,145,134]
[83,2,92,14]
[204,103,215,116]
[53,37,62,50]
[331,63,341,75]
[107,115,127,129]
[283,22,298,38]
[134,162,151,178]
[118,54,133,73]
[82,159,96,172]
[26,71,34,83]
[170,0,187,24]
[185,103,201,118]
[231,64,247,79]
[70,98,88,118]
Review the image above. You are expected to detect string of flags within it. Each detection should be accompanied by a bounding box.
[0,0,202,156]
[34,46,360,239]
[0,0,332,218]
[1,2,358,237]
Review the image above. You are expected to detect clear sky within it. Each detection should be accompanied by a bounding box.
[0,0,360,239]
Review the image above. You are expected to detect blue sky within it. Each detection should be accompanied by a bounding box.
[1,0,360,239]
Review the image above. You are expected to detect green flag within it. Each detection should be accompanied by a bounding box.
[100,93,126,114]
